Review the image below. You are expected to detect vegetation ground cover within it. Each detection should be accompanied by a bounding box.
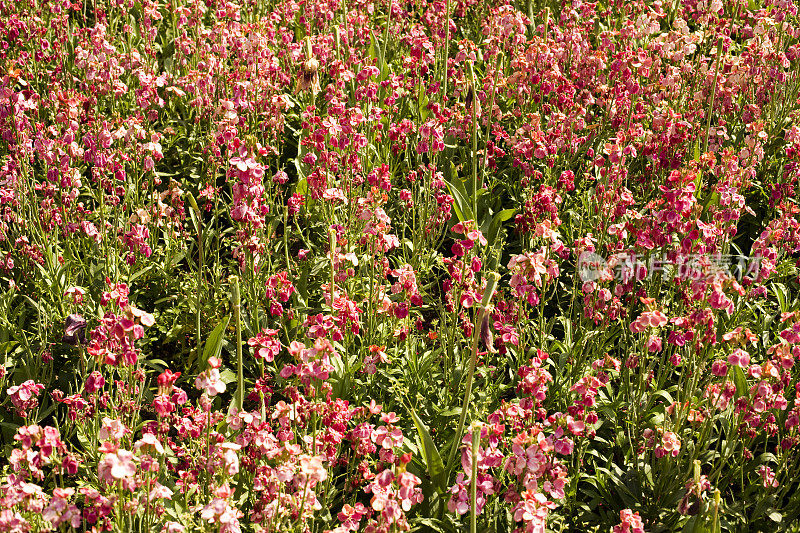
[1,0,800,531]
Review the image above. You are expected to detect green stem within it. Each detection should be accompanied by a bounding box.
[329,227,337,313]
[703,37,724,154]
[447,273,500,475]
[470,422,480,533]
[481,52,502,188]
[188,192,204,354]
[382,0,392,64]
[230,276,244,412]
[441,0,452,102]
[467,61,479,218]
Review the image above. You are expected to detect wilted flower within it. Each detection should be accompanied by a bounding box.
[678,474,712,515]
[480,312,497,354]
[62,314,87,345]
[295,37,321,95]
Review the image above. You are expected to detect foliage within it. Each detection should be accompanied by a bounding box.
[0,0,799,531]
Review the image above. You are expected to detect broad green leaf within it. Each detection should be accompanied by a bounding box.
[295,176,308,196]
[772,283,788,313]
[410,517,451,533]
[409,406,447,492]
[487,208,516,247]
[219,368,237,385]
[128,264,154,283]
[444,166,474,223]
[682,515,705,533]
[732,365,748,398]
[202,316,230,369]
[369,30,386,74]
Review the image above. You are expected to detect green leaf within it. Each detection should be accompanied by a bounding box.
[418,92,430,121]
[487,208,516,247]
[330,352,346,398]
[369,30,386,74]
[219,368,237,385]
[295,176,308,197]
[410,517,451,533]
[409,406,447,492]
[444,166,474,223]
[201,316,230,370]
[732,365,748,398]
[772,283,788,313]
[682,515,705,533]
[128,264,154,283]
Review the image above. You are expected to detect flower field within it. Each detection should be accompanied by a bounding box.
[1,0,800,530]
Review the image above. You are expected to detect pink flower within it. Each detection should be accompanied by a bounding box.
[711,360,728,376]
[157,369,181,391]
[64,286,86,305]
[6,381,45,418]
[130,306,155,327]
[758,465,779,488]
[149,483,174,501]
[299,455,328,484]
[42,488,81,528]
[248,329,281,362]
[727,349,750,368]
[630,311,668,333]
[613,509,645,533]
[646,335,662,352]
[656,431,681,458]
[98,417,128,442]
[554,438,574,455]
[337,503,367,530]
[219,443,241,476]
[200,497,243,533]
[85,371,105,393]
[447,473,470,515]
[566,416,585,436]
[98,449,136,483]
[195,368,227,396]
[372,426,404,449]
[512,490,553,529]
[397,471,423,510]
[134,433,165,455]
